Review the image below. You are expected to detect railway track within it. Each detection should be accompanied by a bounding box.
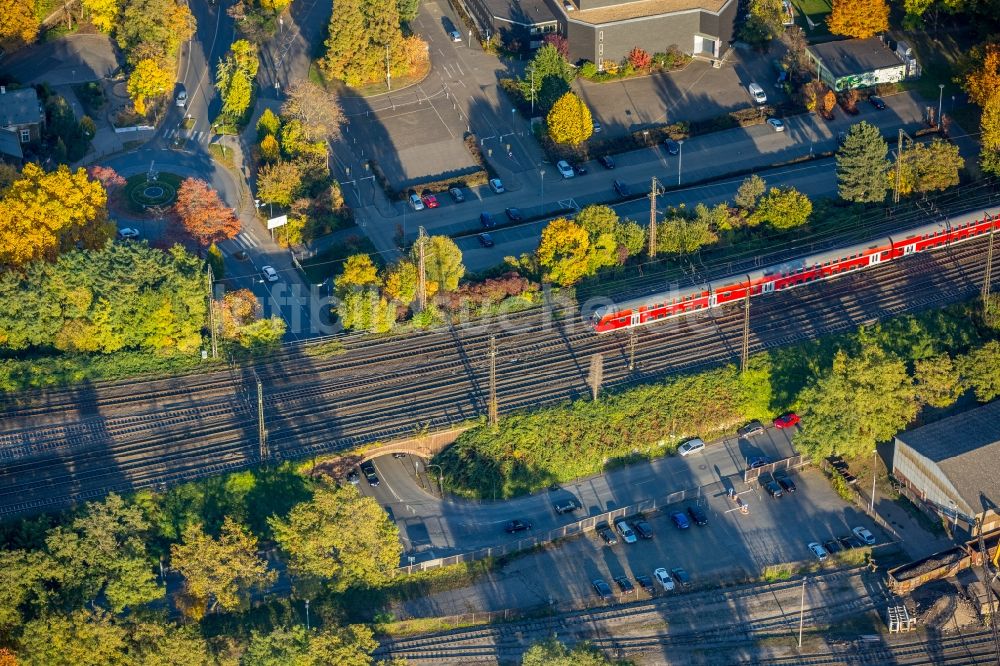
[0,230,998,517]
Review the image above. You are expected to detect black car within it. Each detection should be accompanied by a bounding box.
[738,420,765,438]
[553,498,580,514]
[868,94,886,110]
[477,232,494,248]
[823,539,843,555]
[504,519,532,533]
[597,523,618,545]
[346,470,360,485]
[360,461,380,487]
[636,575,654,593]
[505,207,524,222]
[748,456,771,469]
[593,579,613,599]
[761,474,783,498]
[837,535,865,550]
[479,212,496,228]
[449,187,465,203]
[574,164,587,175]
[632,518,654,539]
[664,139,680,155]
[670,567,691,587]
[614,576,635,594]
[599,155,615,169]
[774,469,797,493]
[614,180,630,197]
[392,452,407,458]
[687,505,709,526]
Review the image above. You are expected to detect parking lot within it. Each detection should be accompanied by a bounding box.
[397,466,884,617]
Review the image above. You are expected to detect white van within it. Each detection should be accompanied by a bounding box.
[748,83,767,105]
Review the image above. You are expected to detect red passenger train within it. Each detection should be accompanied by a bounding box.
[591,208,999,333]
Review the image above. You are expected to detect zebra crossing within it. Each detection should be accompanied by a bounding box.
[163,128,211,143]
[230,232,259,250]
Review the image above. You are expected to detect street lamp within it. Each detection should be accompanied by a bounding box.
[937,84,945,131]
[870,449,878,513]
[539,169,545,202]
[305,599,310,630]
[677,140,684,186]
[425,463,444,497]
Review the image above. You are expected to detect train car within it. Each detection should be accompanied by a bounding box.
[591,209,998,334]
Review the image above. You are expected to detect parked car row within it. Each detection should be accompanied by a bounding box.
[593,566,691,600]
[809,527,877,561]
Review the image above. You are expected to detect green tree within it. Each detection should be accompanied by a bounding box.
[575,205,644,262]
[270,484,401,592]
[896,139,964,197]
[257,108,281,139]
[657,212,718,255]
[547,92,593,146]
[216,40,259,120]
[18,610,130,666]
[522,638,614,666]
[957,340,1000,402]
[257,161,303,208]
[837,121,889,203]
[0,549,52,636]
[520,44,575,112]
[45,493,163,613]
[170,517,276,616]
[321,0,367,84]
[397,0,420,22]
[750,186,812,229]
[795,345,918,459]
[412,235,465,293]
[734,174,766,212]
[242,624,378,666]
[128,621,213,666]
[117,0,194,64]
[739,0,784,46]
[914,353,964,408]
[536,218,591,286]
[336,289,397,333]
[237,316,286,351]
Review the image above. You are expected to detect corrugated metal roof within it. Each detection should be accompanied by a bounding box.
[895,400,1000,515]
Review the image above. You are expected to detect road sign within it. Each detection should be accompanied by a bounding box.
[267,214,287,230]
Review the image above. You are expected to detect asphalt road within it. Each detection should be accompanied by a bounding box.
[360,424,799,557]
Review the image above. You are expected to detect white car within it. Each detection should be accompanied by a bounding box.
[556,160,575,179]
[563,0,574,9]
[677,438,705,457]
[614,519,637,544]
[653,567,675,592]
[767,117,785,132]
[408,193,425,211]
[261,265,279,282]
[175,87,187,107]
[808,542,829,561]
[853,526,876,545]
[118,227,140,239]
[748,82,767,105]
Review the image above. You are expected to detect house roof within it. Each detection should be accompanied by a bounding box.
[481,0,558,26]
[571,0,727,25]
[0,87,42,129]
[807,37,902,78]
[895,400,1000,516]
[0,129,22,160]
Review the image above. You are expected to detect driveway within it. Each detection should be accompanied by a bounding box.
[574,46,786,137]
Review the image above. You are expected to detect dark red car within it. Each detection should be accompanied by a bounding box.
[421,193,440,209]
[773,412,800,429]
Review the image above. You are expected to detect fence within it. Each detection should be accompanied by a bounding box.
[742,454,807,483]
[397,485,707,574]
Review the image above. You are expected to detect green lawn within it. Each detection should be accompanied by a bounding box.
[790,0,832,34]
[900,30,981,133]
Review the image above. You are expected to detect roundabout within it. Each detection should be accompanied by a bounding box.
[122,163,182,214]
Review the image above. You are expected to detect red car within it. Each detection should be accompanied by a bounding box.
[773,412,800,429]
[421,194,439,209]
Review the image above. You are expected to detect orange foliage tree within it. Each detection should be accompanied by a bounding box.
[965,42,1000,175]
[173,178,240,248]
[827,0,888,38]
[627,47,652,70]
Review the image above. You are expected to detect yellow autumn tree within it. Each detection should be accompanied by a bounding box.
[536,218,592,286]
[546,92,593,146]
[0,0,39,48]
[966,42,1000,175]
[0,164,113,269]
[827,0,889,39]
[82,0,120,32]
[335,254,380,291]
[127,58,171,115]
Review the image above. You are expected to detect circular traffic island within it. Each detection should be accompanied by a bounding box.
[123,172,183,214]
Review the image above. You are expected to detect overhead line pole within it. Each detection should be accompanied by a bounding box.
[416,226,428,311]
[487,335,498,427]
[983,224,995,313]
[206,264,218,359]
[628,328,637,372]
[648,176,659,258]
[255,370,268,463]
[741,279,751,373]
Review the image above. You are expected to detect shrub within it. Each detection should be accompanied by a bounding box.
[579,61,598,78]
[627,47,652,70]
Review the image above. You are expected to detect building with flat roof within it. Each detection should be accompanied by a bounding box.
[463,0,560,50]
[806,37,910,91]
[566,0,736,67]
[892,400,1000,539]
